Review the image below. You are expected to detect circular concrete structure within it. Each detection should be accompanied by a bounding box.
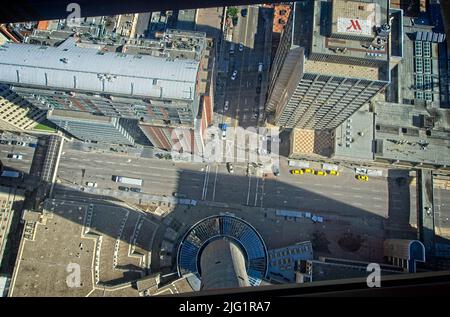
[177,215,268,288]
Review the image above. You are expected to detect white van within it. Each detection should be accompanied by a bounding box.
[258,62,263,72]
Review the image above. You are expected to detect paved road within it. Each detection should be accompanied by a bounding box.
[57,145,391,218]
[217,5,272,129]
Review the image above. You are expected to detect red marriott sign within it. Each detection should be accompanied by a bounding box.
[346,19,362,31]
[337,18,372,35]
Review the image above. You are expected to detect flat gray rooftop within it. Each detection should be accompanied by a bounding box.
[334,106,375,161]
[0,37,199,101]
[374,102,450,166]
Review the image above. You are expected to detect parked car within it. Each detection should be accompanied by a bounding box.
[239,42,244,51]
[0,140,9,145]
[231,70,238,80]
[314,170,327,176]
[328,170,340,176]
[290,169,304,175]
[356,174,369,181]
[272,165,280,176]
[130,187,141,193]
[224,101,229,111]
[7,154,23,160]
[118,186,130,191]
[303,168,313,174]
[16,141,27,146]
[86,182,98,187]
[227,162,234,173]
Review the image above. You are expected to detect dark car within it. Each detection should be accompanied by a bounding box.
[11,140,18,145]
[130,187,141,193]
[258,73,263,82]
[241,9,247,17]
[118,186,130,191]
[0,140,9,144]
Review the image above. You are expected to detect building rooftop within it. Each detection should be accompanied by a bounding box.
[0,37,199,101]
[374,101,450,167]
[9,198,158,296]
[48,109,115,122]
[290,0,391,81]
[333,106,374,161]
[267,241,313,283]
[290,128,334,158]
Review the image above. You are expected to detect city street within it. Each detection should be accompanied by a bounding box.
[216,5,273,129]
[56,145,391,219]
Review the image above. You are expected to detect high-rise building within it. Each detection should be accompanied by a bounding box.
[0,32,208,150]
[266,0,392,130]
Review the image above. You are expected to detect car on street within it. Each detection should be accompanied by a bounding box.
[118,186,130,191]
[28,143,38,148]
[173,192,187,198]
[86,182,98,187]
[0,140,9,145]
[356,174,369,181]
[253,112,258,119]
[314,170,327,176]
[231,70,238,80]
[241,8,247,17]
[227,162,234,173]
[272,165,280,176]
[130,187,141,193]
[7,154,23,160]
[290,169,304,175]
[258,62,263,72]
[224,101,229,111]
[257,148,267,155]
[328,170,340,176]
[303,168,313,174]
[239,42,244,51]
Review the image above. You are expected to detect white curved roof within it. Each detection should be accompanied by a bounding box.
[0,37,199,100]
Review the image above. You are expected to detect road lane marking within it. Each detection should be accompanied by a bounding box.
[212,165,218,201]
[246,175,252,205]
[254,177,259,206]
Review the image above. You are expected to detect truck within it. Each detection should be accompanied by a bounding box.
[112,175,143,186]
[1,170,22,178]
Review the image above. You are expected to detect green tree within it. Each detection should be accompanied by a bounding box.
[227,7,238,18]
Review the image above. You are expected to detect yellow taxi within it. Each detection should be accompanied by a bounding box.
[314,170,327,176]
[328,170,340,176]
[303,168,313,174]
[356,174,369,181]
[290,169,304,175]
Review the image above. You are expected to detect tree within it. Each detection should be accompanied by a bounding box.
[227,7,238,18]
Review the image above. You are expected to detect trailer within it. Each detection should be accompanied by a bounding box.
[112,175,143,186]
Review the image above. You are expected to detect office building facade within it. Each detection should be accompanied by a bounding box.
[266,0,392,130]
